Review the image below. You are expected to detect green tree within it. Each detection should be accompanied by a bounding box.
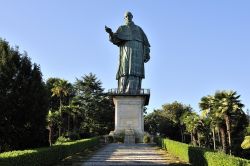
[144,109,177,138]
[182,112,203,146]
[162,101,192,142]
[215,90,244,154]
[47,110,61,146]
[46,78,61,110]
[199,91,247,155]
[51,79,71,136]
[199,95,218,150]
[75,73,114,137]
[0,39,49,152]
[62,97,82,134]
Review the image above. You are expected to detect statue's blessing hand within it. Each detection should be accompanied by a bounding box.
[105,26,112,34]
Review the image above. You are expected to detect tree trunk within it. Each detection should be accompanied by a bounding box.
[220,127,227,153]
[74,114,79,133]
[192,131,197,146]
[73,114,76,133]
[191,132,193,144]
[224,114,232,155]
[217,126,221,143]
[68,114,70,133]
[212,127,216,150]
[197,132,201,147]
[48,126,52,146]
[59,95,62,137]
[58,127,61,137]
[180,128,184,142]
[59,96,62,115]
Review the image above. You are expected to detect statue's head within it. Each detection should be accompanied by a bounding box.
[124,11,133,24]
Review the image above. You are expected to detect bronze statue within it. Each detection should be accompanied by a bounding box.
[105,11,150,93]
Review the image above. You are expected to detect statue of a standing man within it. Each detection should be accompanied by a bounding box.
[105,11,150,93]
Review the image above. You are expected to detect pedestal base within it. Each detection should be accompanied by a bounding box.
[113,95,146,142]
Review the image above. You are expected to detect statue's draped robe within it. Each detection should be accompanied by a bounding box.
[109,22,150,93]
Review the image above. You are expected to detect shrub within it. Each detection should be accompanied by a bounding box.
[159,138,250,166]
[68,132,80,141]
[143,135,150,143]
[114,132,125,143]
[246,127,250,135]
[0,137,100,166]
[153,136,162,144]
[55,136,71,145]
[162,138,189,162]
[106,135,114,143]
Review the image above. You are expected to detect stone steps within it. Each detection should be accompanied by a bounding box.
[81,143,189,166]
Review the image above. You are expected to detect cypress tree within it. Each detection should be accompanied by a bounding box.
[0,39,49,152]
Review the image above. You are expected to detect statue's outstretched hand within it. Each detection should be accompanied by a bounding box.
[105,26,112,34]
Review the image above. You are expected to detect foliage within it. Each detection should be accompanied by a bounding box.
[182,111,205,146]
[199,90,248,155]
[144,102,192,142]
[68,132,80,141]
[162,101,192,125]
[242,136,250,150]
[246,127,250,135]
[143,134,151,143]
[75,73,114,136]
[148,92,248,159]
[161,138,189,162]
[153,136,162,144]
[0,39,49,152]
[106,135,114,143]
[144,109,176,137]
[46,78,62,110]
[162,102,193,142]
[45,73,114,144]
[114,132,125,143]
[51,79,71,100]
[50,79,72,137]
[55,136,71,145]
[0,137,100,166]
[158,138,250,166]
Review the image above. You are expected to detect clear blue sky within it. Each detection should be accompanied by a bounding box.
[1,0,250,113]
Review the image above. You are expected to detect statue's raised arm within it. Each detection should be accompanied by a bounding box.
[105,26,113,35]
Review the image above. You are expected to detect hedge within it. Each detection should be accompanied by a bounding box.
[156,137,250,166]
[0,137,100,166]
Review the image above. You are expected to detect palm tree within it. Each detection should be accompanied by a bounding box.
[199,94,227,152]
[47,110,61,146]
[199,95,216,150]
[183,112,202,146]
[215,90,244,154]
[47,110,53,146]
[51,79,70,136]
[62,99,81,134]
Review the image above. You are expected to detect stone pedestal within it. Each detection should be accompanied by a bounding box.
[124,129,135,144]
[108,89,150,143]
[113,95,147,142]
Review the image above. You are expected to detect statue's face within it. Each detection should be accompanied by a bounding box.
[124,12,133,24]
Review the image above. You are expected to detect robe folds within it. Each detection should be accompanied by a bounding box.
[109,21,150,92]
